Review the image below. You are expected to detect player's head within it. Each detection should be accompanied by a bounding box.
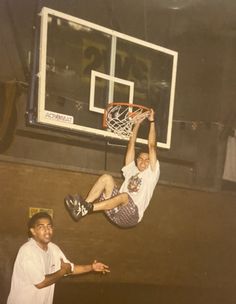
[136,148,150,172]
[28,212,53,244]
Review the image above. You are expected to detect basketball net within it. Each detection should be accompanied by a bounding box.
[103,103,150,138]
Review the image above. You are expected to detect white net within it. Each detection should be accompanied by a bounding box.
[105,104,149,138]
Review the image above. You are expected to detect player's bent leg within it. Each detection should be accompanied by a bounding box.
[64,190,125,222]
[86,174,116,202]
[64,174,116,222]
[93,192,129,212]
[64,190,139,228]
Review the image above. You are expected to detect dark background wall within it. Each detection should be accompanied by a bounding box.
[0,0,236,303]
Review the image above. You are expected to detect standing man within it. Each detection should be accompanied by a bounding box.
[7,212,109,304]
[65,108,160,228]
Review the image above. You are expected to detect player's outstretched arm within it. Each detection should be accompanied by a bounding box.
[125,113,147,166]
[147,109,157,171]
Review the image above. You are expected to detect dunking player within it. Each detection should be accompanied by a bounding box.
[64,109,160,228]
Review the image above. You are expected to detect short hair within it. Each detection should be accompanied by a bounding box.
[28,212,53,237]
[137,148,149,156]
[136,148,149,159]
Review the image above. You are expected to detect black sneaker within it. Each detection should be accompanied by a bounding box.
[64,194,93,221]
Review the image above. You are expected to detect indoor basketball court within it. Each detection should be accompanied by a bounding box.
[1,1,236,304]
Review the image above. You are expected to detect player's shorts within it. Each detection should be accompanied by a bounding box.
[100,187,139,228]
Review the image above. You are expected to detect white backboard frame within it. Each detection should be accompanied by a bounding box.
[37,7,178,148]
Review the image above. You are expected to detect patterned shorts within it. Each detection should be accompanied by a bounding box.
[101,187,139,228]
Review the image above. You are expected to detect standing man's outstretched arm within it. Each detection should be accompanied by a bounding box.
[147,109,157,171]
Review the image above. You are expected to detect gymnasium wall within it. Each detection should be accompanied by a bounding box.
[1,160,236,304]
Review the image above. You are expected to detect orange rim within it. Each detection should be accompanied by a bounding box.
[103,102,150,128]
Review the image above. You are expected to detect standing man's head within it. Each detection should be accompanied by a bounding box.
[28,212,53,249]
[136,149,150,172]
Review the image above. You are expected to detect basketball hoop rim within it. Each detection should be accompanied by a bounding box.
[103,102,150,128]
[106,102,150,111]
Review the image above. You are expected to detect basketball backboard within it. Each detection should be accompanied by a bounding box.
[35,7,178,149]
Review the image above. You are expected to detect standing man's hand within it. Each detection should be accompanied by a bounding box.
[35,258,73,288]
[60,258,72,275]
[92,260,110,274]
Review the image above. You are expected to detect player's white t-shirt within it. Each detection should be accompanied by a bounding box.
[119,160,160,221]
[7,238,73,304]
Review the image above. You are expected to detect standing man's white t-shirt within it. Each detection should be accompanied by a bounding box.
[7,238,73,304]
